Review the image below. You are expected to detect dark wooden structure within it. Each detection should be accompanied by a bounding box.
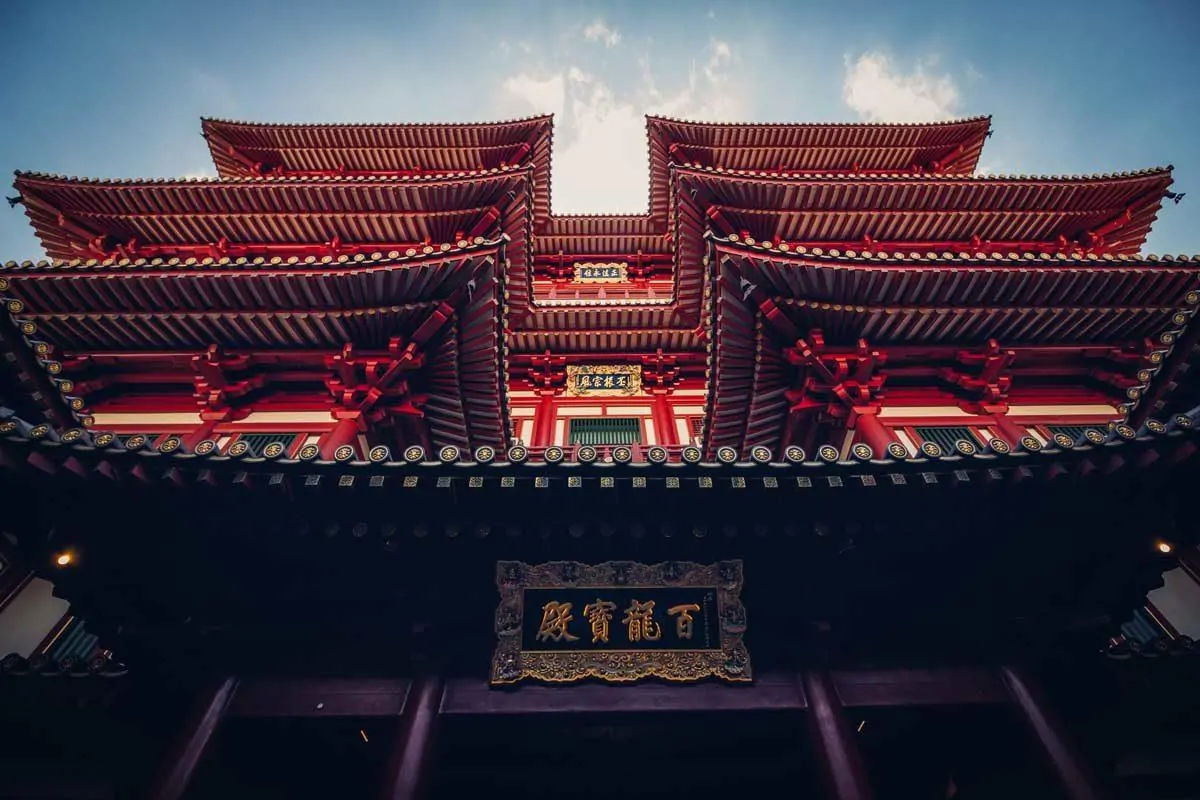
[1,112,1199,798]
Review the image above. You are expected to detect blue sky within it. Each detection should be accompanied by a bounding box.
[1,0,1198,260]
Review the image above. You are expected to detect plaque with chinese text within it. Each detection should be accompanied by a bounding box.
[572,262,628,283]
[564,365,642,397]
[490,560,751,685]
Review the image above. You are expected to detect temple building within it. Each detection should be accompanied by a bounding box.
[1,113,1199,799]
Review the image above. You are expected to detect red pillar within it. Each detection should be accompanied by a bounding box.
[147,677,237,800]
[850,410,895,456]
[981,405,1029,446]
[650,388,678,447]
[379,676,444,800]
[530,390,559,448]
[318,412,363,459]
[1002,666,1107,800]
[803,671,874,800]
[182,411,228,451]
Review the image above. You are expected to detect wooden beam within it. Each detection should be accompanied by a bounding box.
[832,666,1009,707]
[442,672,802,715]
[146,677,237,800]
[228,678,411,718]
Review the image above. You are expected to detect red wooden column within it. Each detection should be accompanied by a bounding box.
[182,410,229,451]
[379,676,444,800]
[850,409,895,456]
[649,388,678,447]
[802,671,874,800]
[147,677,238,800]
[981,404,1029,446]
[1002,666,1107,800]
[318,411,363,459]
[530,390,559,448]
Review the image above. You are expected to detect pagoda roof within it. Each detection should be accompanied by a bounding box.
[537,214,669,255]
[677,166,1174,255]
[646,115,993,216]
[13,170,530,261]
[202,115,554,224]
[0,244,510,448]
[704,239,1200,455]
[1,244,499,349]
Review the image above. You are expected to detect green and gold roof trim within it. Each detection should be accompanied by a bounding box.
[713,232,1200,265]
[676,162,1173,184]
[13,161,530,186]
[1,410,1196,485]
[0,234,507,272]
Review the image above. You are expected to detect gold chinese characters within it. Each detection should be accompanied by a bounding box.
[583,599,617,643]
[535,601,580,642]
[536,598,704,645]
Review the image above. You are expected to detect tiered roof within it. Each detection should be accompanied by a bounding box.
[646,115,993,215]
[706,235,1200,456]
[202,116,554,223]
[3,112,1194,458]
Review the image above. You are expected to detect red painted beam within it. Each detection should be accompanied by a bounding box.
[116,241,430,261]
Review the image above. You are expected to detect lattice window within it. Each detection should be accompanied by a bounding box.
[1047,425,1094,443]
[914,426,980,453]
[568,418,643,446]
[690,418,704,441]
[232,433,301,457]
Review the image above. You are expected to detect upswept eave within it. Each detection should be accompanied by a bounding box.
[12,169,533,262]
[676,166,1175,256]
[646,114,994,216]
[200,115,555,225]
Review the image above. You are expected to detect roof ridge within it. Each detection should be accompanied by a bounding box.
[646,114,993,129]
[547,213,655,221]
[1,235,507,272]
[676,163,1173,183]
[712,232,1200,265]
[14,165,532,187]
[200,114,555,129]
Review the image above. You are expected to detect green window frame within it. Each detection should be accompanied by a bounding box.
[914,426,979,453]
[1046,425,1093,443]
[232,433,301,457]
[568,417,643,446]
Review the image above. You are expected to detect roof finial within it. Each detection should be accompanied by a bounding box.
[1165,191,1186,205]
[5,196,22,209]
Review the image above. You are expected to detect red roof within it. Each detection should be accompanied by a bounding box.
[647,115,993,217]
[1,245,509,449]
[15,171,530,261]
[678,167,1174,255]
[202,116,554,225]
[703,241,1200,454]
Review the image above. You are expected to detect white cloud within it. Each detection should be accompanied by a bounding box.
[498,38,747,214]
[182,168,217,180]
[583,20,621,48]
[842,52,959,122]
[502,73,566,120]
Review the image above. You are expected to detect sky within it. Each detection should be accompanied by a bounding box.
[1,0,1198,259]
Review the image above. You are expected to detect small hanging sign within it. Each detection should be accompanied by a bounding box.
[490,560,751,685]
[564,364,642,396]
[572,262,628,283]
